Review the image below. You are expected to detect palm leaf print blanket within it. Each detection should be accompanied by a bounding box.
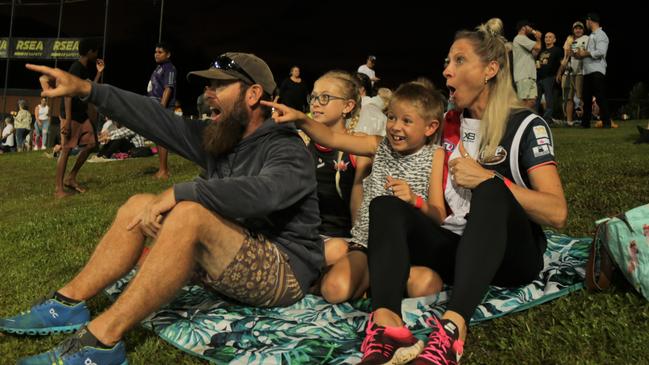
[105,232,588,364]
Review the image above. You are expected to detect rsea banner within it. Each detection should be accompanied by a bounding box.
[0,38,81,59]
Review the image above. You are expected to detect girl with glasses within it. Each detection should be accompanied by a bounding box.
[301,70,372,303]
[303,70,364,267]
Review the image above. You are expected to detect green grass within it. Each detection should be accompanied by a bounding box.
[1,121,649,364]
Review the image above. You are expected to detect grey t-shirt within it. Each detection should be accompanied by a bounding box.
[513,34,537,82]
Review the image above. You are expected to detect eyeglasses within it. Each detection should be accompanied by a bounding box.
[211,55,256,85]
[307,93,347,106]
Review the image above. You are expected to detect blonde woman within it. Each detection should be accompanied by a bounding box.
[356,23,567,365]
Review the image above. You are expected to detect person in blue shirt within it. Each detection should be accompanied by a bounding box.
[147,42,177,178]
[574,13,611,128]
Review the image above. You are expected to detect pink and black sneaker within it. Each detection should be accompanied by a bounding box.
[410,316,464,365]
[358,313,424,365]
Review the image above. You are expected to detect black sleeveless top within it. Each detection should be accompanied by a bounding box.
[309,143,357,237]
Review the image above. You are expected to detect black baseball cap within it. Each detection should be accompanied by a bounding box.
[516,19,534,31]
[586,13,600,23]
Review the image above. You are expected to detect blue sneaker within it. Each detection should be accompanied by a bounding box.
[17,328,128,365]
[0,293,90,335]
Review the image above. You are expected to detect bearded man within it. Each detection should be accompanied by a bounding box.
[1,53,322,365]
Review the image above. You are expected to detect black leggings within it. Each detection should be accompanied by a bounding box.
[367,178,545,323]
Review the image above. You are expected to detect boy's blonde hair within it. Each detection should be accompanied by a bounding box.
[389,79,446,145]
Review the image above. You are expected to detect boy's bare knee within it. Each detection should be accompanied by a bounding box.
[321,275,352,304]
[325,239,349,266]
[407,268,443,298]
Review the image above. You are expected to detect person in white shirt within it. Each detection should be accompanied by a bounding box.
[357,55,379,86]
[354,72,389,136]
[558,21,589,125]
[34,97,50,150]
[1,116,16,153]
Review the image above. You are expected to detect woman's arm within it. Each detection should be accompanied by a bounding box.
[449,153,567,229]
[508,164,567,229]
[420,148,447,224]
[261,100,381,157]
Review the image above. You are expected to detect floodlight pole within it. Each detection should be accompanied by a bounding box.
[158,0,164,43]
[101,0,109,83]
[2,0,16,114]
[54,0,64,69]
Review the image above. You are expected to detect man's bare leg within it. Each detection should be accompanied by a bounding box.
[64,142,96,193]
[566,99,574,122]
[55,148,74,198]
[58,194,155,300]
[154,146,170,179]
[87,201,246,345]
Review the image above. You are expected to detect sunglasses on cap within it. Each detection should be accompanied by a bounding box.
[211,55,256,86]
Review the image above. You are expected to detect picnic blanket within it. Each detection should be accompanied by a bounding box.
[105,231,589,364]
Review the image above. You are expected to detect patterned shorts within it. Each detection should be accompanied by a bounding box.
[200,231,304,307]
[347,242,368,254]
[562,74,584,101]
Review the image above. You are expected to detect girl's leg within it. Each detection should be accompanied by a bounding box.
[320,250,368,303]
[407,266,443,298]
[324,237,349,266]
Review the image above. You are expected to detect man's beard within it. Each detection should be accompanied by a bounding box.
[202,95,249,157]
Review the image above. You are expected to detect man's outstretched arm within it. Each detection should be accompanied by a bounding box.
[28,63,93,98]
[27,63,207,167]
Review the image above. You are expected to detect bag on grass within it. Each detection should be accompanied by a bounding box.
[635,126,649,144]
[586,204,649,301]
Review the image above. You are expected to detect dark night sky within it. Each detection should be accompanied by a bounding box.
[2,1,648,115]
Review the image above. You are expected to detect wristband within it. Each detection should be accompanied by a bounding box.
[492,171,513,189]
[414,195,424,209]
